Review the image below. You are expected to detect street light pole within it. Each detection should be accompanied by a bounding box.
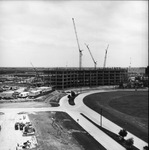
[100,108,103,127]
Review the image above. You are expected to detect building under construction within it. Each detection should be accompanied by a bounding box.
[3,67,148,90]
[43,67,128,89]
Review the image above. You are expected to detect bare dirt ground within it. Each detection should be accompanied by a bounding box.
[29,111,106,150]
[0,101,106,150]
[1,89,148,149]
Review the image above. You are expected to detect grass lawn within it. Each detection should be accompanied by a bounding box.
[83,91,148,142]
[81,113,139,150]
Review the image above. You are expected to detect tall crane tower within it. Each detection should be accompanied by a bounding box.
[129,57,131,68]
[30,62,43,86]
[72,18,83,69]
[103,44,109,68]
[85,43,97,69]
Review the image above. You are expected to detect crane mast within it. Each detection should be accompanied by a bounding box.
[30,62,43,85]
[30,62,40,78]
[103,44,109,68]
[85,43,97,69]
[72,18,83,69]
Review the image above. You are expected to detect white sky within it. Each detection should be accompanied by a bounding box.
[0,1,148,68]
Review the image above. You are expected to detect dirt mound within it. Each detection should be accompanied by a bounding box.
[44,91,66,105]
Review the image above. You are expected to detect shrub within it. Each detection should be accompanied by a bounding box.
[125,138,134,149]
[118,128,128,141]
[143,146,149,150]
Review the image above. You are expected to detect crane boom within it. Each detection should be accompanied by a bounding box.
[72,18,83,69]
[103,44,109,68]
[85,43,97,69]
[30,62,43,84]
[30,62,40,78]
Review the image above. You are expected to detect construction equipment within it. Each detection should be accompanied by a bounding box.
[30,62,44,86]
[16,140,31,150]
[30,62,40,79]
[103,44,109,68]
[85,43,97,69]
[23,123,35,136]
[72,18,83,69]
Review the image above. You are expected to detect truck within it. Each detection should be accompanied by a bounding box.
[18,92,29,98]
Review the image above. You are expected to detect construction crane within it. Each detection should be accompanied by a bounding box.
[129,57,131,68]
[85,43,97,69]
[103,44,109,68]
[30,62,43,86]
[72,18,83,69]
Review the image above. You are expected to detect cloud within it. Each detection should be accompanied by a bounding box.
[0,1,148,67]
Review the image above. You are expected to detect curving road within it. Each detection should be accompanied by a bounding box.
[65,90,148,149]
[0,89,148,150]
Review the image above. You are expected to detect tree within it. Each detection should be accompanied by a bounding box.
[71,91,76,97]
[119,81,124,88]
[125,138,134,150]
[67,95,71,99]
[143,146,149,150]
[118,128,128,141]
[67,94,75,105]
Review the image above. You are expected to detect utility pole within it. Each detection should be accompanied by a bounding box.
[72,18,83,69]
[100,108,103,127]
[103,44,109,68]
[85,43,97,69]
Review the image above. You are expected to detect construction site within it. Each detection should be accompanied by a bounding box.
[0,18,148,92]
[0,16,148,150]
[43,67,128,89]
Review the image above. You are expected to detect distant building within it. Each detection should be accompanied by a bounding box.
[128,67,146,77]
[0,67,128,90]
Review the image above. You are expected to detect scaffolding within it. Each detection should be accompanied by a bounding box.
[43,67,128,89]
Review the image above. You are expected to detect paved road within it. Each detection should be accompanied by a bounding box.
[69,90,148,149]
[0,89,148,150]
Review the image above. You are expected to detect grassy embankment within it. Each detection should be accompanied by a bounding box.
[83,91,148,142]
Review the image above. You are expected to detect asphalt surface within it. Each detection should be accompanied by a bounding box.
[70,90,148,149]
[0,89,148,150]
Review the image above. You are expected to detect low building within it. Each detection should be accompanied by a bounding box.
[0,91,14,99]
[38,86,52,93]
[28,90,42,98]
[18,92,29,98]
[128,67,146,77]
